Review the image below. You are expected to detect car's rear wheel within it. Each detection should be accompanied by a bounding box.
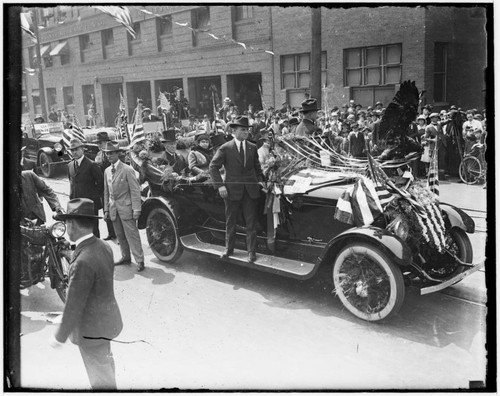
[333,243,405,322]
[38,152,55,178]
[146,207,183,262]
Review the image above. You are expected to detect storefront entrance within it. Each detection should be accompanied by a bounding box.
[187,76,221,118]
[101,83,123,127]
[227,73,262,112]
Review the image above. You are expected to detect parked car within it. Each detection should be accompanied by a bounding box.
[137,161,482,322]
[22,123,124,178]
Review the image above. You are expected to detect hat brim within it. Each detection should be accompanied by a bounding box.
[54,213,102,220]
[228,122,249,128]
[299,107,320,112]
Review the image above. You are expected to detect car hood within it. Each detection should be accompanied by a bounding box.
[283,168,357,200]
[38,133,63,143]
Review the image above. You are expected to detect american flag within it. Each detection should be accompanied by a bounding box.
[62,123,87,158]
[20,12,36,41]
[129,102,145,146]
[427,148,439,200]
[94,6,136,39]
[158,92,171,112]
[118,92,129,140]
[366,153,395,208]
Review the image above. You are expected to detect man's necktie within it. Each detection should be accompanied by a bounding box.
[111,164,116,177]
[239,142,245,166]
[74,161,78,173]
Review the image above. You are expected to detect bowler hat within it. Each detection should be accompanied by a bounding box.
[161,129,177,142]
[299,98,320,113]
[228,116,250,128]
[69,138,84,150]
[54,198,102,220]
[102,141,123,152]
[210,134,227,148]
[96,131,111,142]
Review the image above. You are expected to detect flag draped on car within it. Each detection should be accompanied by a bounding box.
[427,148,439,200]
[128,101,145,148]
[118,92,129,141]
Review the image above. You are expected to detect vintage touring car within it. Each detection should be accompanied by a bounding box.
[137,157,482,322]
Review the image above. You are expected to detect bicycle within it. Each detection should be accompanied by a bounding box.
[459,143,486,184]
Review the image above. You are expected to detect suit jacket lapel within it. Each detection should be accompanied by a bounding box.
[232,140,243,165]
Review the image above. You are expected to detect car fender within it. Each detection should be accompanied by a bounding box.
[319,226,413,267]
[138,195,178,230]
[439,203,475,233]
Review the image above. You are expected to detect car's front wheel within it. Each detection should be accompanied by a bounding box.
[146,206,183,263]
[38,152,55,178]
[333,243,405,322]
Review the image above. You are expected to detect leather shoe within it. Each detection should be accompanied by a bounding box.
[137,262,145,272]
[103,235,115,241]
[114,257,131,266]
[220,249,234,259]
[248,252,257,263]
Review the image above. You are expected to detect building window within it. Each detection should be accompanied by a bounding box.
[80,34,91,50]
[157,15,172,36]
[102,28,114,46]
[235,6,254,21]
[434,42,448,103]
[281,52,327,89]
[130,22,141,41]
[344,44,402,87]
[63,86,74,112]
[46,88,57,109]
[193,6,210,29]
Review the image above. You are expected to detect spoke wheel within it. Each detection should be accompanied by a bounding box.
[459,156,482,184]
[333,244,405,322]
[39,152,55,178]
[146,207,183,262]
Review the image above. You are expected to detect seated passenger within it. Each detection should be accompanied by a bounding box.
[129,137,164,185]
[188,133,214,178]
[157,129,188,176]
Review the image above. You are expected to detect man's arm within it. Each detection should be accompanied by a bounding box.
[91,161,104,196]
[32,172,62,212]
[126,166,142,214]
[209,146,226,187]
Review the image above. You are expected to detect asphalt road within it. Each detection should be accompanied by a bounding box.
[17,171,489,390]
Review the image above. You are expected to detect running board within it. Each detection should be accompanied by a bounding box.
[180,233,317,280]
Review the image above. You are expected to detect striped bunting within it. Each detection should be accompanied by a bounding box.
[62,123,86,157]
[334,177,383,226]
[128,103,145,147]
[94,6,136,39]
[427,148,439,200]
[367,153,394,208]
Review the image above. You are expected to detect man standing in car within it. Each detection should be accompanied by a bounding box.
[210,116,265,263]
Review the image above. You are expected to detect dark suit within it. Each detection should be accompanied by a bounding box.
[94,151,116,238]
[210,139,264,253]
[55,236,123,389]
[348,131,366,158]
[68,156,104,237]
[21,170,61,223]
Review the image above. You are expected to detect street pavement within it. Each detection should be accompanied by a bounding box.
[17,172,489,390]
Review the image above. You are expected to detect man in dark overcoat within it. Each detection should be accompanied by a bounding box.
[295,98,322,137]
[51,198,123,390]
[210,116,265,263]
[67,138,104,237]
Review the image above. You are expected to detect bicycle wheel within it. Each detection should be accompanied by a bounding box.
[459,156,482,184]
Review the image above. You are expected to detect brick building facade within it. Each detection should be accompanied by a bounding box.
[21,5,488,127]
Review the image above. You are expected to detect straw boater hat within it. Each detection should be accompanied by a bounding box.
[54,198,102,221]
[429,112,440,119]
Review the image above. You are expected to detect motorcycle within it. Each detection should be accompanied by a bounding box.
[20,218,72,302]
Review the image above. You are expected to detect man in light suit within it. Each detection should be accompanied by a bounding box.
[67,138,104,237]
[209,116,265,263]
[102,141,145,272]
[51,198,123,390]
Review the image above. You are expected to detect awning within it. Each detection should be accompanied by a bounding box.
[33,45,51,58]
[49,41,68,56]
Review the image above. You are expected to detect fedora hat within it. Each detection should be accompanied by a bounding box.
[54,198,102,220]
[228,116,250,129]
[69,138,84,150]
[299,98,320,113]
[102,141,123,152]
[210,134,227,148]
[96,131,111,142]
[161,129,177,142]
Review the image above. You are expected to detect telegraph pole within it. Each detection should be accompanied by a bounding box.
[310,6,322,107]
[32,7,47,119]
